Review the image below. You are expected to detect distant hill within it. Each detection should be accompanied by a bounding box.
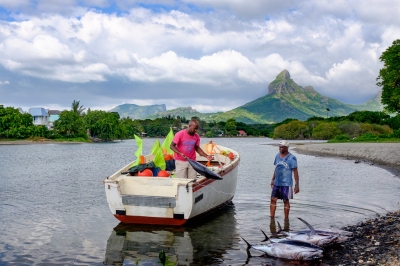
[109,103,167,119]
[145,106,222,121]
[348,90,383,112]
[110,70,383,123]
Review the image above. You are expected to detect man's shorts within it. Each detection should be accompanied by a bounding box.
[175,160,197,179]
[271,186,293,200]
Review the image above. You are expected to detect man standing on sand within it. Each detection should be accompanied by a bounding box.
[170,119,213,179]
[270,140,300,219]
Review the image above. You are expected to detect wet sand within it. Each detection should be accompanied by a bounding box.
[293,142,400,265]
[294,142,400,176]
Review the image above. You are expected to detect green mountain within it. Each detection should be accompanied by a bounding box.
[109,103,167,119]
[110,70,383,123]
[348,90,383,111]
[211,70,382,123]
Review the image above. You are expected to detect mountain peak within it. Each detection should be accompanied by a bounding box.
[276,69,291,81]
[268,69,301,95]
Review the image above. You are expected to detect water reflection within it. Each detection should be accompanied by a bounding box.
[104,204,240,265]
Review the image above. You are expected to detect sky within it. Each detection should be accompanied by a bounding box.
[0,0,399,113]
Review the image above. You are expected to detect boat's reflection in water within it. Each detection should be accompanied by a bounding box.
[104,203,240,265]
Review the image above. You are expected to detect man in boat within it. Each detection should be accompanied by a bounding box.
[270,140,300,220]
[170,119,213,179]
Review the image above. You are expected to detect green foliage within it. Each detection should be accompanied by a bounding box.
[393,129,400,138]
[84,110,121,140]
[353,133,379,142]
[377,39,400,113]
[119,117,143,138]
[224,118,237,135]
[333,134,350,141]
[312,122,342,140]
[336,121,363,138]
[0,106,45,139]
[306,116,325,122]
[346,111,390,124]
[273,120,309,139]
[359,123,393,135]
[140,117,174,137]
[71,100,86,115]
[54,110,86,138]
[387,114,400,130]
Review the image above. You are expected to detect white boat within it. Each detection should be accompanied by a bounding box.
[103,141,240,225]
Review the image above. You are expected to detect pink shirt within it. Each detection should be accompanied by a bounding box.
[172,129,200,161]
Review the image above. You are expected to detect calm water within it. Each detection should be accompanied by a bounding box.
[1,138,399,265]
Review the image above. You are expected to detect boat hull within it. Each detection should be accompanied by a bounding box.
[103,143,240,226]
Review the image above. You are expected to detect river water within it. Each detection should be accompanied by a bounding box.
[0,138,399,265]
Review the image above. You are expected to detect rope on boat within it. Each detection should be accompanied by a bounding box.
[194,183,235,196]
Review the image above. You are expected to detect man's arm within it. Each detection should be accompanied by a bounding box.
[293,168,299,194]
[195,145,213,161]
[270,171,276,188]
[170,142,186,158]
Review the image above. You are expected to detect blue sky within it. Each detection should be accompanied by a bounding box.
[0,0,399,113]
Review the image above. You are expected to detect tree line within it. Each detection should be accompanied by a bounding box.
[272,111,400,142]
[0,101,273,141]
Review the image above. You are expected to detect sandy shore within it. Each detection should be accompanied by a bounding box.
[293,142,400,265]
[293,142,400,175]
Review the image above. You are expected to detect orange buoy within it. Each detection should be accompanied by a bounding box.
[140,155,146,164]
[138,169,153,176]
[157,170,170,177]
[164,154,173,161]
[228,152,234,160]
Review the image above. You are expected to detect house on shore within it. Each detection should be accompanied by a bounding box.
[48,110,61,129]
[29,107,49,126]
[237,130,247,137]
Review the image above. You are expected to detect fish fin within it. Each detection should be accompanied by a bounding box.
[276,221,282,234]
[297,217,316,236]
[241,237,252,249]
[260,229,270,242]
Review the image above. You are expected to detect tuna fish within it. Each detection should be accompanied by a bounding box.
[267,218,349,247]
[295,217,352,243]
[241,233,323,261]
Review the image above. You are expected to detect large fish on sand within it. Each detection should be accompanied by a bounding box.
[294,217,352,243]
[267,221,339,247]
[241,232,323,260]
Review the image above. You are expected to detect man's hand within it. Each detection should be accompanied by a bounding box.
[294,185,300,194]
[206,154,213,161]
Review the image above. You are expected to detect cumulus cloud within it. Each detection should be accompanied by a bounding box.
[0,80,10,85]
[1,0,400,111]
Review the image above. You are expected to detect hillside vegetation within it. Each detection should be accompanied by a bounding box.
[110,70,383,124]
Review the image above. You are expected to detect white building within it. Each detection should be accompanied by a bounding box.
[29,107,49,126]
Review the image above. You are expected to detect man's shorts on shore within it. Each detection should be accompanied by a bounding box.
[271,186,293,200]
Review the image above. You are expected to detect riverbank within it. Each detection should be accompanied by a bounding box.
[294,142,400,176]
[293,142,400,265]
[0,139,87,145]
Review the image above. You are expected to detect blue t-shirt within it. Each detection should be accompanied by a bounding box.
[273,153,297,186]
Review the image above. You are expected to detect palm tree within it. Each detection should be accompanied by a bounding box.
[71,100,86,115]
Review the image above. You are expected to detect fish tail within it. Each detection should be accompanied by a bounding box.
[298,217,316,235]
[260,229,270,242]
[241,237,252,249]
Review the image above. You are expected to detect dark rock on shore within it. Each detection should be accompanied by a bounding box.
[323,210,400,265]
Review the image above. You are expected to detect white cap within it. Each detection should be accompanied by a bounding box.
[278,140,290,147]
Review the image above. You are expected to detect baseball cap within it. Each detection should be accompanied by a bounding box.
[278,140,290,147]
